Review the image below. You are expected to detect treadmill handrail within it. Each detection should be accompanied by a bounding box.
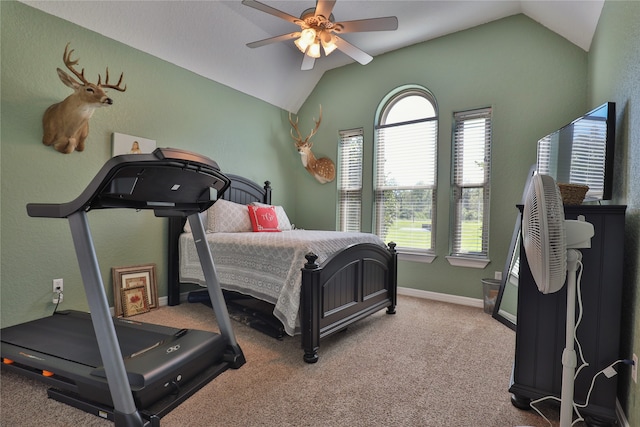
[27,148,230,219]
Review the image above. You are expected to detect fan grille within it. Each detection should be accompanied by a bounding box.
[523,174,567,294]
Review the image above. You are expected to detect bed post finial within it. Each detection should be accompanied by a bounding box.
[263,181,272,204]
[304,252,320,270]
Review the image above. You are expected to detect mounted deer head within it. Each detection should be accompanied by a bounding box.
[288,105,335,184]
[42,43,126,154]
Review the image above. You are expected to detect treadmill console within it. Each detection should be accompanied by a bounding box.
[27,147,231,218]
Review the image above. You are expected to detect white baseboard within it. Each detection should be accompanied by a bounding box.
[398,286,484,308]
[157,292,190,307]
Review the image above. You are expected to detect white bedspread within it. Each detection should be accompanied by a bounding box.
[179,230,386,336]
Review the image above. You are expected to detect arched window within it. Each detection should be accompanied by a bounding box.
[374,86,438,254]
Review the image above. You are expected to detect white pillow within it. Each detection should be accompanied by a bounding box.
[183,211,207,233]
[251,202,293,231]
[207,199,252,233]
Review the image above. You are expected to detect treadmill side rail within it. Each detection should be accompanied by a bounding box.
[68,211,141,420]
[188,212,245,367]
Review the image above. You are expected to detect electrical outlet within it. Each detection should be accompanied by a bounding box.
[633,353,638,383]
[494,271,502,280]
[53,278,63,304]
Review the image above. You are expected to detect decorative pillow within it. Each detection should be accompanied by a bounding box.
[207,199,252,233]
[250,202,293,231]
[183,211,207,233]
[248,205,281,232]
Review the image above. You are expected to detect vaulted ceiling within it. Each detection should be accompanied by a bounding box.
[22,1,604,112]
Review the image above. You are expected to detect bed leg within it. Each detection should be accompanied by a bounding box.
[303,348,319,364]
[386,241,398,316]
[302,253,322,364]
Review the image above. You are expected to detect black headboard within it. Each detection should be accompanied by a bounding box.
[221,174,271,205]
[167,174,271,306]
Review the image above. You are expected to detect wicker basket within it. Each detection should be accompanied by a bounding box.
[558,183,589,205]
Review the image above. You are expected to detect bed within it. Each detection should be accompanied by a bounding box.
[167,174,398,363]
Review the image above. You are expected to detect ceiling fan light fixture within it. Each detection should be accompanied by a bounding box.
[242,0,399,70]
[307,41,321,58]
[321,32,337,55]
[295,28,316,53]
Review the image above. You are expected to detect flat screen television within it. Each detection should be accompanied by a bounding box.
[536,102,615,201]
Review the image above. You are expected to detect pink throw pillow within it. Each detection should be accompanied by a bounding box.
[248,205,280,232]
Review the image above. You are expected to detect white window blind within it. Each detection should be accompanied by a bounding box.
[374,89,438,253]
[337,129,363,232]
[451,108,492,258]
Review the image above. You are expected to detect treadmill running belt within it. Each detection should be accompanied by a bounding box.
[1,311,169,368]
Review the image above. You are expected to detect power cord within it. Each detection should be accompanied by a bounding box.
[52,290,63,314]
[573,259,588,379]
[528,260,633,426]
[529,358,634,426]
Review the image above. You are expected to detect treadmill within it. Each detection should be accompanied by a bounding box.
[1,148,245,426]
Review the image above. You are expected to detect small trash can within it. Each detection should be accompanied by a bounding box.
[481,278,501,314]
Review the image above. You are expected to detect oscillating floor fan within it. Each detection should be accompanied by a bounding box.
[522,174,594,427]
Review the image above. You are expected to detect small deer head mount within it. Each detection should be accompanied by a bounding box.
[288,105,336,184]
[42,43,126,154]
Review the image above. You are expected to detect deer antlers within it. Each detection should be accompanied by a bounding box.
[62,43,126,92]
[289,104,322,147]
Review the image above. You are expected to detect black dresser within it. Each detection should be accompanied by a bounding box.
[510,205,626,426]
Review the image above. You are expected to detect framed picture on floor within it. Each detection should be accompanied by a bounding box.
[121,284,150,317]
[112,263,158,317]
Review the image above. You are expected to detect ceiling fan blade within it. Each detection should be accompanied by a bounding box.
[241,0,302,25]
[314,0,336,19]
[247,32,300,48]
[301,54,315,71]
[334,16,399,33]
[334,36,372,65]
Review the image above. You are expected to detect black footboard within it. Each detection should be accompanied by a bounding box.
[300,242,397,363]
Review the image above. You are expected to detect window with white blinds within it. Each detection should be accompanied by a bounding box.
[451,108,492,258]
[374,88,437,253]
[337,129,363,232]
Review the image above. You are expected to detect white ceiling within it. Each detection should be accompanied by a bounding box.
[21,1,604,112]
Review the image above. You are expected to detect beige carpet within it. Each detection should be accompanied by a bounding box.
[1,296,577,427]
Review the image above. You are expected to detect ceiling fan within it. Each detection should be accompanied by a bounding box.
[241,0,398,70]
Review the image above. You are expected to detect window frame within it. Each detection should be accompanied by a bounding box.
[336,128,364,232]
[373,85,438,261]
[447,107,492,268]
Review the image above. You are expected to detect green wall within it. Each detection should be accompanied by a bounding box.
[1,1,293,326]
[293,14,588,300]
[588,1,640,423]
